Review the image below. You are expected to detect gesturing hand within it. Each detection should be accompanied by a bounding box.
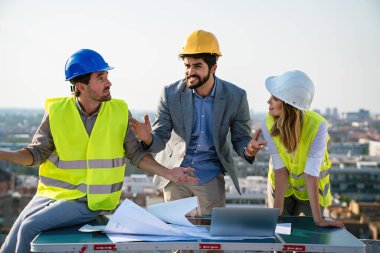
[129,115,153,145]
[166,167,200,184]
[244,129,267,158]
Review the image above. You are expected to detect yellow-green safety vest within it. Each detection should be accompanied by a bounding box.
[267,110,332,207]
[36,97,128,211]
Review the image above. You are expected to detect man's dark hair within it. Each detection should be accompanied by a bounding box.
[69,73,92,97]
[179,53,218,69]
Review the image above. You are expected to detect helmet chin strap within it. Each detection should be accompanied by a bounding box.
[70,85,76,93]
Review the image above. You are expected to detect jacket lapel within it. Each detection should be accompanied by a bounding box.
[181,82,193,144]
[213,78,226,150]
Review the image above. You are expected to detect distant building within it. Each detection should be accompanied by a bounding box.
[350,201,380,220]
[16,175,38,194]
[332,107,339,119]
[225,176,267,206]
[342,109,370,122]
[329,142,368,156]
[123,174,157,195]
[121,174,268,207]
[325,107,332,117]
[360,139,380,157]
[323,107,339,120]
[330,167,380,201]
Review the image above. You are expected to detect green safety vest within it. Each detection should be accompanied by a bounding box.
[267,110,332,207]
[36,97,128,211]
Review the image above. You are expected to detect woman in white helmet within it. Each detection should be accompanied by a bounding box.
[262,70,344,228]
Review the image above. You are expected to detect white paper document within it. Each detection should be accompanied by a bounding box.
[80,197,292,242]
[146,196,197,227]
[275,223,291,235]
[104,198,189,236]
[79,224,106,233]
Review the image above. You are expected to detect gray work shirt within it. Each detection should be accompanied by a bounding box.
[26,98,149,167]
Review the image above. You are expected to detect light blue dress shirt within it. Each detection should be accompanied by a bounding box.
[180,82,223,185]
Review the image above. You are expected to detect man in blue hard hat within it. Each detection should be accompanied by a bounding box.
[0,49,198,253]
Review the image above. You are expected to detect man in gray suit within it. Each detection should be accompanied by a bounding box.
[130,30,266,215]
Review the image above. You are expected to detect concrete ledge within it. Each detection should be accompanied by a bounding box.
[361,239,380,253]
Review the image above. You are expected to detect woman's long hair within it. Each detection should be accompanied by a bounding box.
[270,102,303,153]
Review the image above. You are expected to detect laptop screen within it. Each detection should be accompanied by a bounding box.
[210,207,279,237]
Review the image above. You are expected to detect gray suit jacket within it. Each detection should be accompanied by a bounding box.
[151,76,253,194]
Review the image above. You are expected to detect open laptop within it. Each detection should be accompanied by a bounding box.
[210,207,279,237]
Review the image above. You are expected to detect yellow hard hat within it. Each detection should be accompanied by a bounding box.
[180,30,222,56]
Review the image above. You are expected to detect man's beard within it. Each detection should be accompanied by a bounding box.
[100,95,112,101]
[98,88,112,101]
[89,88,112,102]
[186,71,211,90]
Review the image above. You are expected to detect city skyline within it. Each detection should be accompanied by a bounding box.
[0,106,375,116]
[1,0,379,113]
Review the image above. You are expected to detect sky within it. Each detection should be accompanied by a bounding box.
[0,0,379,115]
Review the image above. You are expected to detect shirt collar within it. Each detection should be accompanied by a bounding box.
[192,78,217,98]
[75,97,101,117]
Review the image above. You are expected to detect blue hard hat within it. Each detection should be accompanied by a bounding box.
[65,49,114,81]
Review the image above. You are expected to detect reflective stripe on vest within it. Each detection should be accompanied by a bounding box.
[291,169,330,181]
[319,182,330,197]
[319,170,330,180]
[47,153,126,169]
[37,97,129,211]
[267,110,332,207]
[40,176,123,194]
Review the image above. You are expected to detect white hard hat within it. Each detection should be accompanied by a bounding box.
[265,70,315,111]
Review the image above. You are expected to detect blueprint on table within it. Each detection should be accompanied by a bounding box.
[79,197,291,242]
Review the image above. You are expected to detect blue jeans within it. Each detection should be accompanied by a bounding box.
[0,195,100,253]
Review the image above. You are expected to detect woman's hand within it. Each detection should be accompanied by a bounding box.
[315,219,345,228]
